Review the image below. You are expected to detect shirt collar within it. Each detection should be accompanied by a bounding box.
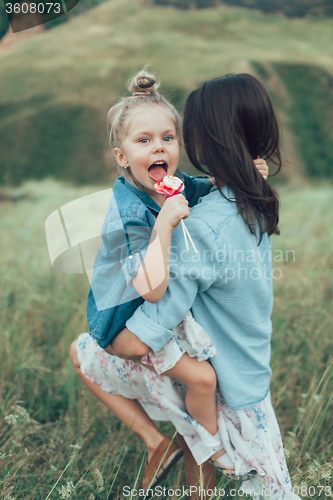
[124,178,161,216]
[210,184,235,200]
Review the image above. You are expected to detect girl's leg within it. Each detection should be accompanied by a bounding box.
[103,337,229,464]
[69,340,164,461]
[164,356,235,469]
[177,434,216,500]
[163,353,218,436]
[103,327,151,360]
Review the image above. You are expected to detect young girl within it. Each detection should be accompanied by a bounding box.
[120,73,301,500]
[81,70,268,485]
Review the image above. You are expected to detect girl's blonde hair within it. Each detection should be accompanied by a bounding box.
[107,69,182,154]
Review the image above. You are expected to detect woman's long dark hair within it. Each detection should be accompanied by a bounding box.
[183,73,281,242]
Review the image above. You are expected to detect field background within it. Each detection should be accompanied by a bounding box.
[0,0,333,498]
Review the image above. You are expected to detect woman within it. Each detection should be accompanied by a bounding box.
[71,73,299,500]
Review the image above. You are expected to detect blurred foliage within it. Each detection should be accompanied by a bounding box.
[273,64,333,179]
[153,0,333,17]
[43,0,109,30]
[0,0,109,36]
[152,0,219,9]
[222,0,333,17]
[0,2,10,39]
[1,0,333,185]
[0,180,332,497]
[252,62,333,179]
[0,100,108,184]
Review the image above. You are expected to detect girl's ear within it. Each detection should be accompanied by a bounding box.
[114,147,129,168]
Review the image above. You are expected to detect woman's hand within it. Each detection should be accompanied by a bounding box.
[155,194,190,233]
[254,158,268,180]
[209,161,268,185]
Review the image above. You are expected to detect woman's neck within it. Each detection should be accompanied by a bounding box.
[215,178,226,189]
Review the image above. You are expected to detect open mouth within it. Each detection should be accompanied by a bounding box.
[148,161,168,182]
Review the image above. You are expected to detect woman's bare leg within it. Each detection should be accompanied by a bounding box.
[177,434,216,500]
[69,340,164,461]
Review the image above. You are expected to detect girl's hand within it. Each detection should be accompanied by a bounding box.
[155,194,190,233]
[210,177,216,185]
[254,158,268,180]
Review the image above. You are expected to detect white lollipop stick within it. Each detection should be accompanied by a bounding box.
[158,175,198,254]
[182,221,198,255]
[181,219,189,251]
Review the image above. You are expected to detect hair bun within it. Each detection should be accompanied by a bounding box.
[128,70,159,96]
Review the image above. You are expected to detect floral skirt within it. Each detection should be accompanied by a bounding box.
[76,333,300,500]
[142,310,217,374]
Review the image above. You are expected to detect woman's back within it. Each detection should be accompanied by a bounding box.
[127,184,273,410]
[188,186,273,410]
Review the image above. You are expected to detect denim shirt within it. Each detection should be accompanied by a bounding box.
[126,186,274,410]
[87,172,212,348]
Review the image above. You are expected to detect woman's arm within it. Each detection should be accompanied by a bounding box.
[102,216,217,360]
[208,158,268,187]
[254,158,268,180]
[127,217,220,352]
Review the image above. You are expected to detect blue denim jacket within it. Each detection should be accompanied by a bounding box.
[126,186,274,410]
[87,172,212,348]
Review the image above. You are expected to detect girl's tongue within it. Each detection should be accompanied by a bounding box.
[148,164,167,182]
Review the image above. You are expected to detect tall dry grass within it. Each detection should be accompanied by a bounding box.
[0,180,332,499]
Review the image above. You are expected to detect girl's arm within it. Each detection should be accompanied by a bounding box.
[132,194,190,303]
[103,195,190,359]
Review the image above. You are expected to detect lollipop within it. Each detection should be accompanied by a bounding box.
[154,175,184,197]
[154,175,198,254]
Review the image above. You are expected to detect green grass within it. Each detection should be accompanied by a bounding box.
[252,62,333,180]
[0,179,332,499]
[1,0,333,184]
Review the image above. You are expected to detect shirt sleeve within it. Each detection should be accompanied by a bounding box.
[126,217,222,351]
[90,215,152,311]
[121,249,147,286]
[181,172,212,207]
[87,214,152,346]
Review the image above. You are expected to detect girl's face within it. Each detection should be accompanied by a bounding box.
[114,104,180,201]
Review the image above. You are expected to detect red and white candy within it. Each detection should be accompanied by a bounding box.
[154,175,184,198]
[154,175,197,254]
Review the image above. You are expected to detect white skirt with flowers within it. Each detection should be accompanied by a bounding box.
[141,310,217,374]
[76,314,300,500]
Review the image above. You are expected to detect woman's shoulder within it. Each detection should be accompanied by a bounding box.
[189,186,238,234]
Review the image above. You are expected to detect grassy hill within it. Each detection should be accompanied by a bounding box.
[0,0,333,184]
[0,180,332,498]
